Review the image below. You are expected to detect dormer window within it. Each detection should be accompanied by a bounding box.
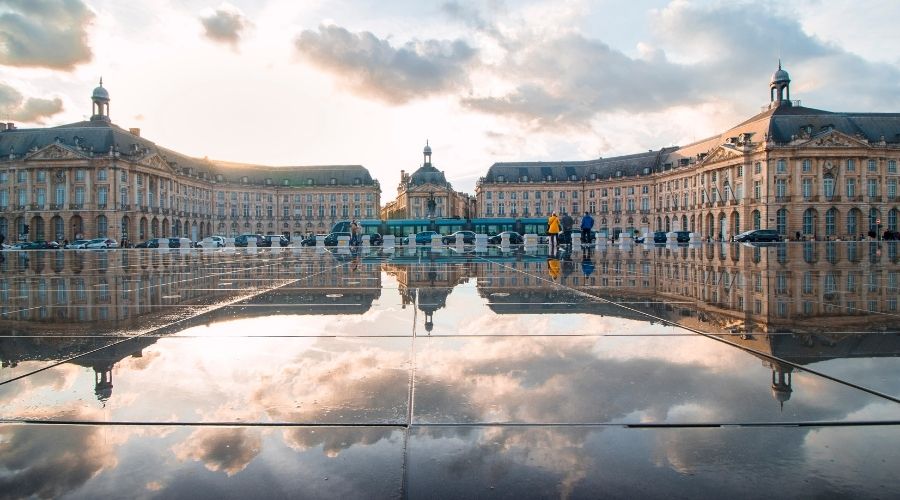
[570,174,577,181]
[283,179,289,186]
[546,175,552,181]
[307,178,314,186]
[215,174,224,182]
[330,178,336,185]
[497,175,505,182]
[353,177,361,185]
[616,170,623,177]
[241,176,248,184]
[521,175,528,182]
[589,173,596,180]
[265,178,272,185]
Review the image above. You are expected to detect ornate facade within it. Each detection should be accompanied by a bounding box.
[477,64,900,240]
[0,82,381,243]
[381,142,474,220]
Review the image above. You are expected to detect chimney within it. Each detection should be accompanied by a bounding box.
[0,123,6,132]
[129,128,141,137]
[6,122,14,130]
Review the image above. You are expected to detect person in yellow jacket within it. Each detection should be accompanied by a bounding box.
[547,212,560,249]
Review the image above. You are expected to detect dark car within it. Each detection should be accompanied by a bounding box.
[134,238,160,248]
[442,231,476,244]
[403,231,439,245]
[234,234,264,247]
[653,231,691,244]
[735,229,781,243]
[369,233,383,246]
[264,234,290,247]
[300,234,320,246]
[323,232,351,246]
[488,231,524,244]
[19,240,60,250]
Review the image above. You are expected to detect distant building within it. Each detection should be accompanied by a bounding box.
[0,80,381,243]
[381,142,474,220]
[477,63,900,241]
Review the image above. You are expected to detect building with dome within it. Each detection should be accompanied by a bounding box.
[477,63,900,241]
[381,142,474,220]
[0,80,380,243]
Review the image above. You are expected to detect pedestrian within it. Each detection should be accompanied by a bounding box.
[350,219,360,246]
[547,212,560,249]
[0,232,4,262]
[580,211,594,244]
[561,212,574,245]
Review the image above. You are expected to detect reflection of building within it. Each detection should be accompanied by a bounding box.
[381,143,474,220]
[384,257,472,332]
[0,81,380,243]
[477,64,900,240]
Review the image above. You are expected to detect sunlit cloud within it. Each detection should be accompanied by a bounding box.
[199,3,250,49]
[0,0,94,70]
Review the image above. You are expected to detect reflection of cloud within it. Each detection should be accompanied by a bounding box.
[282,427,399,458]
[0,414,119,499]
[294,24,477,104]
[172,428,261,476]
[0,0,94,70]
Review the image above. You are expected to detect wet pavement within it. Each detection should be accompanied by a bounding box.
[1,242,899,498]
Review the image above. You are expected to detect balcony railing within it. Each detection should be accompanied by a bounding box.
[29,203,44,210]
[120,204,131,210]
[69,203,83,210]
[140,205,149,213]
[97,203,107,210]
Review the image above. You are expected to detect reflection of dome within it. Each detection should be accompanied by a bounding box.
[770,367,792,410]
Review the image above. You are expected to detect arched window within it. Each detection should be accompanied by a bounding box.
[825,208,837,236]
[847,210,858,237]
[869,208,880,233]
[776,209,787,235]
[803,209,816,235]
[97,215,108,238]
[752,210,761,230]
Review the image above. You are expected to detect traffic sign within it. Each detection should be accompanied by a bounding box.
[876,218,881,224]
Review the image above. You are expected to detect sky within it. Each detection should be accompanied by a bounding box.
[1,0,899,198]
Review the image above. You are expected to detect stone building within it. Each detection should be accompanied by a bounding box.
[0,81,380,243]
[381,142,474,220]
[477,64,900,241]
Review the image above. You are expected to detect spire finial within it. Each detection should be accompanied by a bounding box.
[778,59,781,70]
[99,76,103,86]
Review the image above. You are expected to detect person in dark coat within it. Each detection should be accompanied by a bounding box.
[580,212,594,244]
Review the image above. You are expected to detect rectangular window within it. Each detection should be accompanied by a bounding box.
[75,187,85,205]
[754,181,761,200]
[775,179,786,198]
[889,160,897,173]
[754,162,761,174]
[0,172,7,183]
[776,159,786,173]
[18,189,26,206]
[0,189,7,208]
[888,179,897,199]
[868,159,877,172]
[847,159,856,172]
[802,178,812,198]
[17,170,26,183]
[737,165,743,177]
[847,178,856,198]
[802,159,811,172]
[36,170,46,182]
[98,187,108,205]
[35,188,45,206]
[868,178,878,197]
[97,168,107,181]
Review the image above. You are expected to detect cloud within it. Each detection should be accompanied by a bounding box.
[199,4,249,48]
[294,24,477,104]
[0,0,94,70]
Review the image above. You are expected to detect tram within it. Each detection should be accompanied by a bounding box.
[330,217,551,238]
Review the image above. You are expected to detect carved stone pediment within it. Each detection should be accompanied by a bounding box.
[24,143,88,161]
[700,146,744,165]
[141,154,174,172]
[801,130,870,149]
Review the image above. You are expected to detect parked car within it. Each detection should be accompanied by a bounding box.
[263,234,290,247]
[300,234,321,246]
[734,229,781,243]
[68,239,91,249]
[133,238,159,248]
[323,232,351,246]
[488,231,524,244]
[17,240,60,250]
[368,233,383,246]
[653,231,690,244]
[85,238,118,249]
[442,231,476,244]
[166,237,192,248]
[234,234,264,247]
[197,236,226,248]
[403,231,440,245]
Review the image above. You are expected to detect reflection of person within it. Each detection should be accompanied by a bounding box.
[547,212,560,249]
[581,251,594,277]
[547,257,560,280]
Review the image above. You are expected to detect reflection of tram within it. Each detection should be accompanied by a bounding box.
[331,218,551,238]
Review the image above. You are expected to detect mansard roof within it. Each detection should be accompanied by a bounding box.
[483,148,676,183]
[0,119,377,187]
[408,163,450,188]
